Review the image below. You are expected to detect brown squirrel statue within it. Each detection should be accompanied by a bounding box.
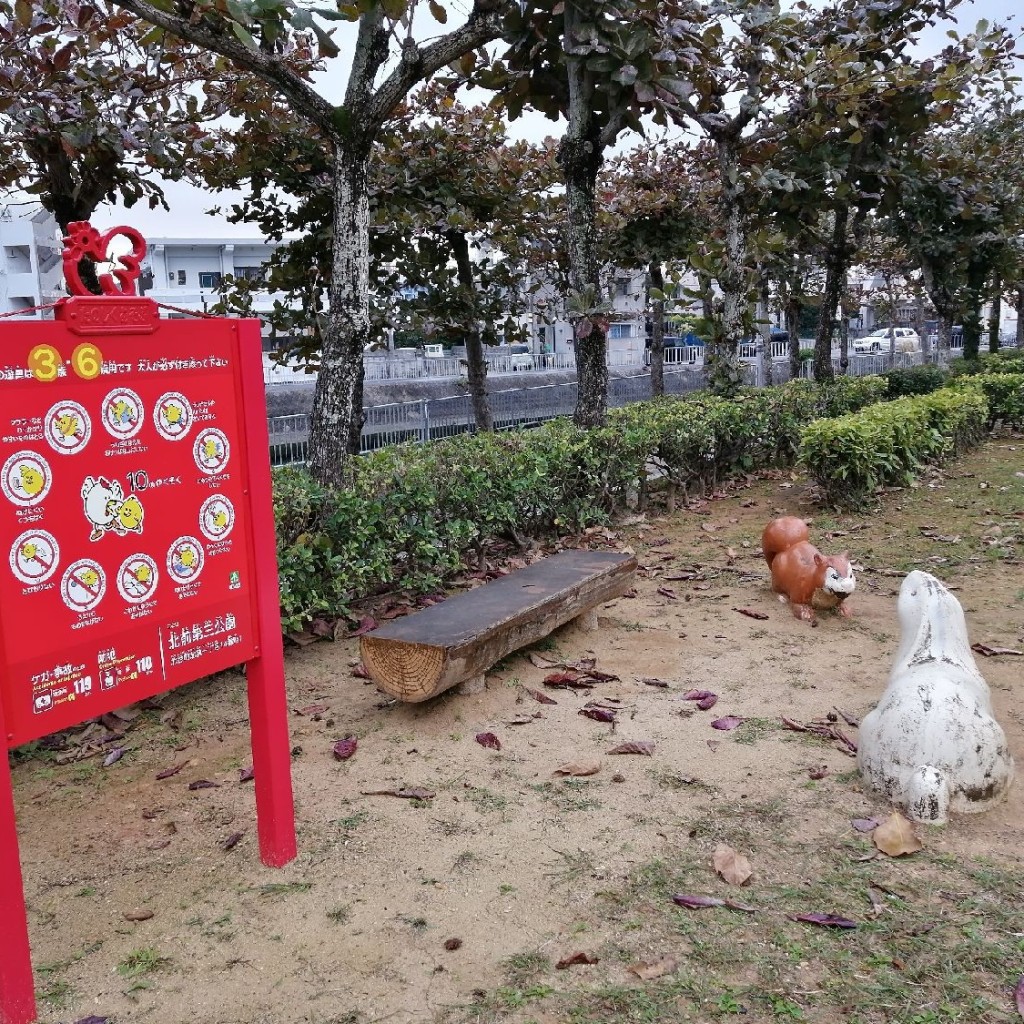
[761,516,855,623]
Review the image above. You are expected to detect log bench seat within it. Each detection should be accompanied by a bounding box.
[360,550,637,702]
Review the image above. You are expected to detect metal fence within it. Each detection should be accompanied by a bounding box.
[268,366,713,466]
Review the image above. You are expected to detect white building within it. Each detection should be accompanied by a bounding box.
[0,205,65,316]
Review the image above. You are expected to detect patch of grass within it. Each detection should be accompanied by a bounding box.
[398,914,428,931]
[257,881,314,899]
[546,848,597,888]
[502,951,550,984]
[38,979,75,1009]
[531,780,601,813]
[116,947,169,978]
[732,716,777,745]
[464,786,508,813]
[335,811,369,831]
[452,850,479,871]
[38,940,102,975]
[327,904,352,924]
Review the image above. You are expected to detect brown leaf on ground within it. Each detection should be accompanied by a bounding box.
[221,831,244,852]
[639,677,670,688]
[332,736,358,761]
[713,844,753,886]
[524,687,558,705]
[347,615,378,638]
[361,787,435,800]
[1014,974,1024,1018]
[475,732,502,751]
[628,956,678,980]
[553,758,601,777]
[733,607,769,620]
[351,664,371,679]
[528,653,562,669]
[556,951,599,969]
[155,762,188,781]
[444,937,462,951]
[608,740,655,756]
[657,586,678,600]
[123,909,154,922]
[851,817,881,833]
[808,766,830,780]
[872,811,923,857]
[972,643,1023,657]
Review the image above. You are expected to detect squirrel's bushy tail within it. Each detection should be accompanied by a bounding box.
[761,517,809,570]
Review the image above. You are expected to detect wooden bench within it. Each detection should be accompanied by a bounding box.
[360,550,637,702]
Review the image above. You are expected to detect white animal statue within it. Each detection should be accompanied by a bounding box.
[857,570,1014,824]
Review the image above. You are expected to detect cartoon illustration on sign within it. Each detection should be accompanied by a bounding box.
[60,558,106,613]
[1,450,52,507]
[81,476,145,541]
[101,387,143,439]
[193,428,230,475]
[167,535,205,584]
[117,553,159,604]
[154,391,194,442]
[199,494,235,541]
[45,400,91,455]
[9,529,60,585]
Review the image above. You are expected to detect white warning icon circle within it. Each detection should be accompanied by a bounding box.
[154,392,194,442]
[61,558,106,613]
[117,553,159,604]
[10,529,60,585]
[44,400,91,455]
[193,428,230,475]
[1,450,52,507]
[101,387,143,440]
[199,495,235,541]
[167,535,205,584]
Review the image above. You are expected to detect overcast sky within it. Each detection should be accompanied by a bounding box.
[97,0,1021,240]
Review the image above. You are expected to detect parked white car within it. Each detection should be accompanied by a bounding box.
[508,344,535,371]
[853,327,920,353]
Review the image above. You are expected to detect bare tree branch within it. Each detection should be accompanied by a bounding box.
[367,5,508,130]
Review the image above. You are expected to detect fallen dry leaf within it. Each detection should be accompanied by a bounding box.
[346,615,378,638]
[971,643,1023,657]
[808,766,830,780]
[733,607,769,621]
[657,586,678,600]
[332,736,358,761]
[790,912,858,929]
[579,707,616,723]
[475,732,502,751]
[187,779,219,791]
[1014,974,1024,1019]
[238,766,255,783]
[444,937,462,951]
[711,716,744,731]
[155,762,188,781]
[556,951,599,969]
[524,687,557,705]
[295,703,328,717]
[528,652,562,670]
[671,893,756,912]
[851,817,881,833]
[351,663,371,679]
[554,758,601,777]
[872,811,923,857]
[123,909,154,922]
[628,956,678,981]
[639,677,670,688]
[608,740,655,756]
[713,844,753,886]
[361,787,435,800]
[221,831,244,852]
[543,671,593,690]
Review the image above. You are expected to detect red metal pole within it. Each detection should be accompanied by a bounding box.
[235,319,297,868]
[0,698,37,1024]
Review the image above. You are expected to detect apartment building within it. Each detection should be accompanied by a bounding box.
[0,205,65,316]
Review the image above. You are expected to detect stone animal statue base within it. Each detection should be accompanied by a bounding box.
[761,516,855,623]
[857,571,1014,824]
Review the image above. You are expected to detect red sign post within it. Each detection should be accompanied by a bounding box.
[0,225,296,1024]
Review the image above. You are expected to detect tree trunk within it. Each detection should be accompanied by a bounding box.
[1016,287,1024,347]
[937,317,953,358]
[921,259,956,361]
[887,277,897,357]
[961,256,987,362]
[558,48,607,428]
[786,298,801,380]
[307,141,371,486]
[705,137,746,396]
[988,269,1001,354]
[814,206,849,382]
[915,279,929,357]
[758,276,773,387]
[649,261,665,397]
[448,230,492,431]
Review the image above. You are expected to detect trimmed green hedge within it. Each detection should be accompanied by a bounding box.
[799,388,990,508]
[881,364,949,397]
[273,376,888,630]
[950,351,1024,377]
[951,372,1024,427]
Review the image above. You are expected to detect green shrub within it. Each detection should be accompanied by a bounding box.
[950,373,1024,427]
[949,351,1024,377]
[881,364,950,397]
[799,388,989,508]
[272,376,894,630]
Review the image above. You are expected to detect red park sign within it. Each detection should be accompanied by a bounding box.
[0,224,296,1024]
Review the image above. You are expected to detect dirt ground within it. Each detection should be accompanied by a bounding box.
[13,438,1024,1024]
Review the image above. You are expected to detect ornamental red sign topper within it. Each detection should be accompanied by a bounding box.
[0,223,296,1024]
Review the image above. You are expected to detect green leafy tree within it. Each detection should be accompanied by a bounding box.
[115,0,513,484]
